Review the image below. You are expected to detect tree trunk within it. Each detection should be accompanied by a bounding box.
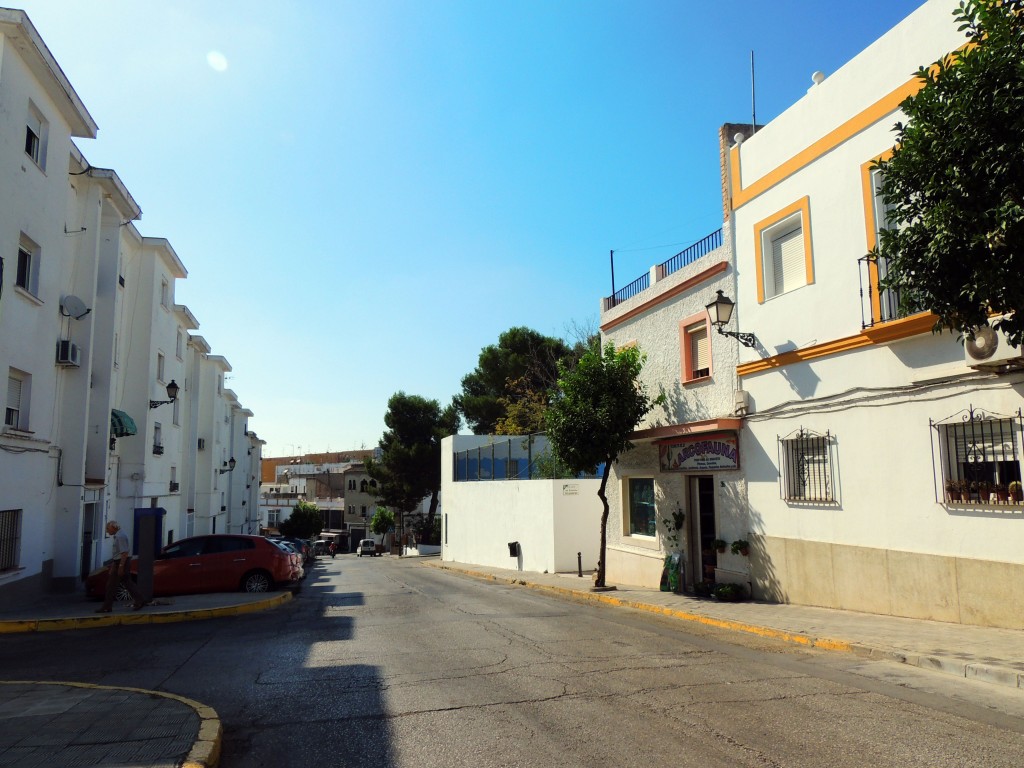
[595,461,611,588]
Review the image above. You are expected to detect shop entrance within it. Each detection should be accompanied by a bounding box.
[687,475,717,587]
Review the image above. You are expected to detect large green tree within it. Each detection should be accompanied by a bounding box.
[545,343,660,589]
[877,0,1024,345]
[455,327,572,435]
[366,392,460,543]
[279,501,323,538]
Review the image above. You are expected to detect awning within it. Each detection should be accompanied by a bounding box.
[110,409,138,438]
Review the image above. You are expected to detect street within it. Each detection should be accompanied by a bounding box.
[1,556,1022,767]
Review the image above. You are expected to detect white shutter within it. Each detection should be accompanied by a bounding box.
[689,324,709,375]
[6,376,22,427]
[771,226,804,296]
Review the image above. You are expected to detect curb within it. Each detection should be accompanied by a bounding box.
[0,680,221,768]
[425,562,1024,691]
[0,591,292,635]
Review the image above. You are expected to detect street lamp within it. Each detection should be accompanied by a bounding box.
[149,380,180,409]
[219,457,237,474]
[705,290,758,348]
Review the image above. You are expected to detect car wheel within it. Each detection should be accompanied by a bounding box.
[115,579,136,603]
[241,570,272,593]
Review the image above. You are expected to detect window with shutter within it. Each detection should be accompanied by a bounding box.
[688,323,709,379]
[755,197,813,303]
[6,376,22,428]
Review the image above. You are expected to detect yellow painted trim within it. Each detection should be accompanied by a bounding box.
[860,149,895,324]
[737,311,938,376]
[731,78,922,210]
[752,196,812,304]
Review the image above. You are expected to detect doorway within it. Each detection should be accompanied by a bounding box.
[687,476,717,587]
[79,503,101,581]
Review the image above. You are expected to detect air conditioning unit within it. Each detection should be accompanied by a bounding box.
[965,322,1023,370]
[197,438,206,450]
[56,340,80,367]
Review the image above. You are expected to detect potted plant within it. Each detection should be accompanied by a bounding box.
[713,582,748,602]
[731,539,750,556]
[977,480,993,503]
[1010,481,1023,503]
[993,483,1009,503]
[712,538,727,554]
[945,478,962,503]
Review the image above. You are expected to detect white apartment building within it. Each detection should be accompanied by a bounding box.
[0,8,260,600]
[725,0,1023,628]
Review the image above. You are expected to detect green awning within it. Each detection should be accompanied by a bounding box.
[110,409,137,438]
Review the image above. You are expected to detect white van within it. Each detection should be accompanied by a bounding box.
[357,539,379,557]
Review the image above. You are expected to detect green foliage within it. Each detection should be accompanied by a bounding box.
[730,539,750,556]
[279,500,323,538]
[661,508,685,551]
[455,327,573,435]
[713,538,727,553]
[369,507,394,541]
[531,447,577,479]
[877,0,1024,345]
[367,392,460,542]
[545,342,660,587]
[713,582,748,602]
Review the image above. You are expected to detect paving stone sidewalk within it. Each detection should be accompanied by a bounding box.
[426,560,1024,691]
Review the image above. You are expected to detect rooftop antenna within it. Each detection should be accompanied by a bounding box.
[750,50,757,134]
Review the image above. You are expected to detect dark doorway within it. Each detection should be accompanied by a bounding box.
[687,476,717,587]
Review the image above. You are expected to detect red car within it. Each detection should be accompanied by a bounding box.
[86,534,299,600]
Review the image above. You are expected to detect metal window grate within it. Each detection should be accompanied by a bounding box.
[778,428,834,502]
[931,406,1023,504]
[0,509,21,571]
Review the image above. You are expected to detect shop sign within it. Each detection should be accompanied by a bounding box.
[659,433,739,472]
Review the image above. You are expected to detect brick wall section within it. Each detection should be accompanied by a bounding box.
[260,449,375,484]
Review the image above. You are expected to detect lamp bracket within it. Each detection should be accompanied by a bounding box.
[716,326,758,348]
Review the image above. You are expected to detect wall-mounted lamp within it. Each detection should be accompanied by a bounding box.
[219,457,237,474]
[705,290,757,348]
[149,380,180,409]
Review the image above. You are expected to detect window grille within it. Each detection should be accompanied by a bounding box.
[931,406,1022,504]
[778,428,834,502]
[0,509,20,571]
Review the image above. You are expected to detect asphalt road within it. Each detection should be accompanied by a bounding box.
[2,556,1023,767]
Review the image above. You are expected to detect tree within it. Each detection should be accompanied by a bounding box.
[369,507,394,545]
[455,327,572,434]
[366,392,460,544]
[877,0,1024,345]
[545,343,660,588]
[279,501,323,539]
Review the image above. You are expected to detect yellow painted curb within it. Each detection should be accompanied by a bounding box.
[0,680,221,768]
[426,562,854,654]
[0,591,292,634]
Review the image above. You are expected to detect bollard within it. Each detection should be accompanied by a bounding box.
[577,551,582,577]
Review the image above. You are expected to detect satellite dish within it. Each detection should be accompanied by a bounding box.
[965,326,999,360]
[60,295,91,320]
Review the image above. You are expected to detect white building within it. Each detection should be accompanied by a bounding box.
[726,0,1023,628]
[0,8,260,600]
[599,216,747,591]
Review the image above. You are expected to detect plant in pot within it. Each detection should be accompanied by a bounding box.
[977,480,993,504]
[1010,480,1023,503]
[713,582,747,602]
[731,539,750,556]
[993,483,1009,503]
[944,478,962,503]
[712,538,727,554]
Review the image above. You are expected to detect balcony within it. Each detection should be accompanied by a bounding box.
[605,228,722,309]
[858,253,903,328]
[169,481,179,492]
[152,444,164,455]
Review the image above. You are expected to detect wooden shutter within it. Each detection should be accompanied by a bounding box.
[771,226,804,296]
[689,323,709,376]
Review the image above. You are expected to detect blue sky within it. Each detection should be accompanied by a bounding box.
[16,0,928,456]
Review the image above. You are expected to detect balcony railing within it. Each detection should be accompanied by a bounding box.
[605,228,723,309]
[858,253,903,328]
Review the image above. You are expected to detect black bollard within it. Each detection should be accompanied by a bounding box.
[577,551,582,577]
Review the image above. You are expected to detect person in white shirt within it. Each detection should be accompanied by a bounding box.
[96,520,146,612]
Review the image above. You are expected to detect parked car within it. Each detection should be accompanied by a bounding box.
[269,539,305,580]
[357,539,379,557]
[280,536,315,565]
[86,534,299,600]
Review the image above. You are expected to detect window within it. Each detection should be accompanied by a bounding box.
[933,406,1022,504]
[24,103,47,169]
[360,479,368,493]
[360,506,367,518]
[779,428,834,502]
[5,370,30,431]
[172,397,180,427]
[160,279,170,309]
[868,166,901,323]
[153,422,163,454]
[755,197,813,302]
[268,509,280,527]
[680,316,711,382]
[15,235,40,296]
[176,329,184,360]
[626,478,656,537]
[157,353,165,383]
[0,509,22,571]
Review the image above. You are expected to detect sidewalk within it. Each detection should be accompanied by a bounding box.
[426,560,1024,692]
[0,589,290,767]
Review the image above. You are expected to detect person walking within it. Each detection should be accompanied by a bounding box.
[96,520,146,612]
